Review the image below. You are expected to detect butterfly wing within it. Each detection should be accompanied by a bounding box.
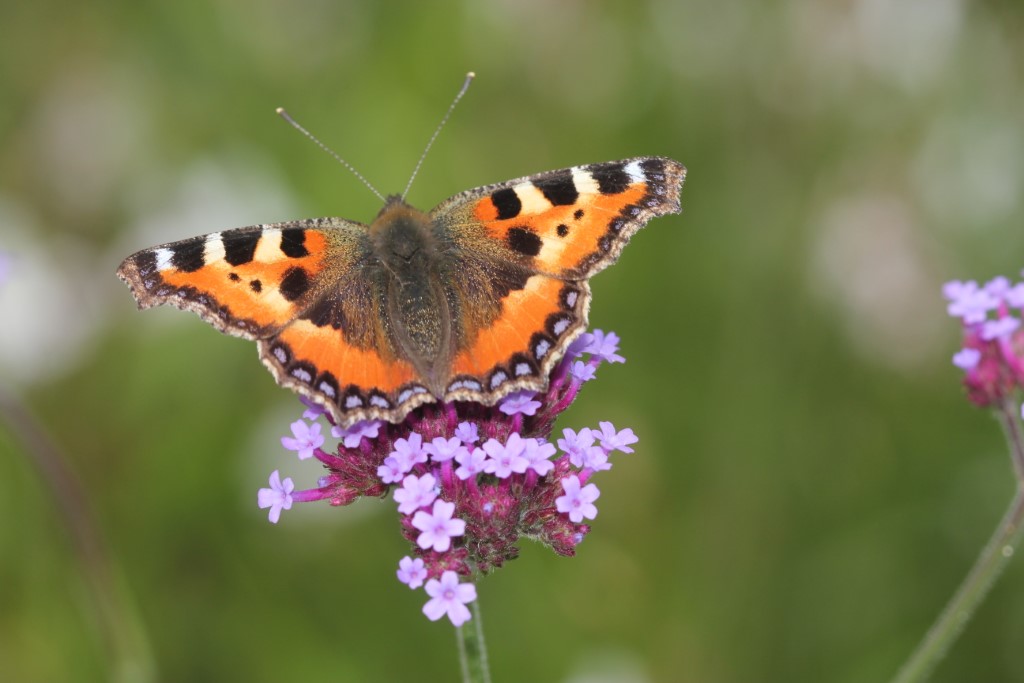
[117,218,429,424]
[430,157,686,403]
[118,220,339,338]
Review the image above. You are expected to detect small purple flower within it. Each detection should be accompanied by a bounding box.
[394,473,439,515]
[585,329,626,364]
[570,360,597,383]
[331,419,384,448]
[1006,283,1024,308]
[953,348,982,370]
[482,434,529,478]
[281,420,324,460]
[580,446,611,471]
[455,448,488,480]
[596,421,638,454]
[377,456,407,484]
[981,316,1020,341]
[942,279,972,300]
[947,282,998,324]
[558,427,596,467]
[566,332,595,360]
[300,397,326,421]
[390,433,428,471]
[397,556,428,589]
[422,571,477,627]
[522,438,556,476]
[425,437,468,463]
[454,421,479,445]
[556,476,600,523]
[412,500,466,552]
[257,470,294,523]
[499,390,542,416]
[984,276,1011,297]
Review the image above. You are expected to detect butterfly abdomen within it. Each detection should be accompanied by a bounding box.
[371,199,455,395]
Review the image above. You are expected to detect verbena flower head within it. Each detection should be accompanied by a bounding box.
[255,328,637,625]
[946,276,1024,406]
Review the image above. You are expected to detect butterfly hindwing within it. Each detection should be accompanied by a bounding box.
[442,273,590,403]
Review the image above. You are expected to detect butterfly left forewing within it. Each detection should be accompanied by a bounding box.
[117,219,345,339]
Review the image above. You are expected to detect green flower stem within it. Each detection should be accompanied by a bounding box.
[456,598,492,683]
[890,399,1024,683]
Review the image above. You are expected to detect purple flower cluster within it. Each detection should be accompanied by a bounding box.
[945,276,1024,406]
[257,329,637,626]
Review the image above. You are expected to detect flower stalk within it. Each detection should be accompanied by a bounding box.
[891,475,1024,682]
[456,599,492,683]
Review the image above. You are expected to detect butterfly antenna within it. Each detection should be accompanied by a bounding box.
[275,107,385,202]
[401,71,476,200]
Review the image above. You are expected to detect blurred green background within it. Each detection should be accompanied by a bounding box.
[3,1,1024,681]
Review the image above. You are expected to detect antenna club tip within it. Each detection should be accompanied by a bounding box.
[275,107,285,114]
[466,71,476,79]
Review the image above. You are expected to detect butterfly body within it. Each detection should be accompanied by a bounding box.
[118,157,686,425]
[367,197,454,395]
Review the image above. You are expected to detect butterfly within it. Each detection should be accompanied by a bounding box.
[118,155,686,426]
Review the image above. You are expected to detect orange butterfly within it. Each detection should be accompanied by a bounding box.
[117,84,685,426]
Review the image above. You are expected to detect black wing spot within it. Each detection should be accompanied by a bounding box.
[228,272,241,282]
[556,224,569,237]
[574,209,585,220]
[289,362,316,384]
[223,232,260,266]
[280,228,309,258]
[491,264,531,298]
[279,267,310,302]
[507,227,543,256]
[316,372,339,400]
[134,251,157,278]
[304,296,344,329]
[170,241,205,273]
[491,188,522,220]
[534,170,578,206]
[249,279,262,293]
[641,158,666,177]
[591,162,631,194]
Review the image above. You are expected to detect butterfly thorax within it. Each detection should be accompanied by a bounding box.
[369,197,452,396]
